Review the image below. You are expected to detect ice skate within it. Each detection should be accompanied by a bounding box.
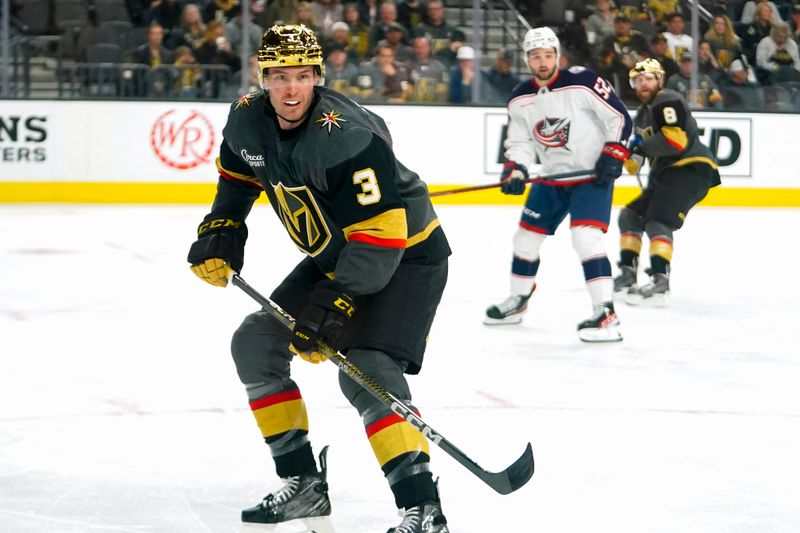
[241,446,335,533]
[484,292,532,325]
[613,265,637,293]
[577,302,622,342]
[387,500,450,533]
[625,273,670,306]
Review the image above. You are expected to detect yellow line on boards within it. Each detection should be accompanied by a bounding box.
[2,182,800,207]
[0,182,219,204]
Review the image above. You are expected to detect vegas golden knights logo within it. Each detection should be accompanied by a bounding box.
[272,182,331,256]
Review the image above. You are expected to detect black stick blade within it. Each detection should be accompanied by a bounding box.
[481,442,534,495]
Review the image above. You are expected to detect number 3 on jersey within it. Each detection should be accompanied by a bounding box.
[353,168,381,205]
[593,77,613,100]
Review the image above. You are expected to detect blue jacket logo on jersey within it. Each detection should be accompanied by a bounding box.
[534,117,571,149]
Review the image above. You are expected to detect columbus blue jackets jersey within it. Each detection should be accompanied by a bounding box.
[505,66,632,184]
[204,87,450,296]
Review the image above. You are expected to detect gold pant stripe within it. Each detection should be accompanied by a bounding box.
[252,398,309,438]
[368,421,430,466]
[620,232,643,254]
[650,238,674,261]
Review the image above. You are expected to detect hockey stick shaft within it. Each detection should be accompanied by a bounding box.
[429,168,595,197]
[230,273,534,495]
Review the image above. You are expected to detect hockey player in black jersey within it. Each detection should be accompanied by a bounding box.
[615,58,721,305]
[187,24,451,533]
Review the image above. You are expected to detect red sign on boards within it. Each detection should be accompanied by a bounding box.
[150,109,215,170]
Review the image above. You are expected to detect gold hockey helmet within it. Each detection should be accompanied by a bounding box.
[629,57,665,87]
[258,24,323,71]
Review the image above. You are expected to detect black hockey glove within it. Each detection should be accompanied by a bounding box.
[290,279,356,364]
[594,142,629,186]
[499,161,528,195]
[187,217,247,287]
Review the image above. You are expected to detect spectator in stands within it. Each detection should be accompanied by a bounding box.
[597,15,651,103]
[322,21,353,60]
[353,42,410,102]
[698,40,726,83]
[295,1,321,34]
[739,1,775,66]
[756,20,800,82]
[262,0,299,26]
[740,0,782,24]
[343,2,371,61]
[173,45,202,98]
[413,0,457,63]
[202,0,241,24]
[194,20,242,73]
[704,13,742,69]
[646,0,680,26]
[405,35,449,102]
[397,0,427,32]
[666,51,725,108]
[130,23,176,67]
[145,0,181,37]
[663,12,693,59]
[448,45,475,104]
[225,3,263,55]
[649,32,679,79]
[126,0,150,27]
[719,56,763,109]
[790,4,800,45]
[311,0,344,35]
[378,22,414,64]
[482,47,521,104]
[359,0,380,26]
[324,42,359,95]
[169,4,207,50]
[586,0,617,58]
[369,2,403,51]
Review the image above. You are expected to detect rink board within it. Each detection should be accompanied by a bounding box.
[1,100,797,206]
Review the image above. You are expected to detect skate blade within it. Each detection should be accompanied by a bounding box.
[483,314,524,325]
[578,326,623,343]
[624,292,669,307]
[241,516,336,533]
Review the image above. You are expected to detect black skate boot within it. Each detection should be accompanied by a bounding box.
[241,446,335,532]
[625,272,670,306]
[613,265,638,293]
[577,302,622,342]
[483,289,534,325]
[387,501,450,533]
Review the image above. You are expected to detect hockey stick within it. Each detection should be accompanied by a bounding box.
[230,273,534,495]
[429,168,595,197]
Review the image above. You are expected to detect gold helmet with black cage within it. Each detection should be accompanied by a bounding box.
[628,57,665,87]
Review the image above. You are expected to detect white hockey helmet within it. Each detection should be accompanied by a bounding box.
[522,27,560,57]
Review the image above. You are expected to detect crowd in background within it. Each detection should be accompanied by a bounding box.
[8,0,800,108]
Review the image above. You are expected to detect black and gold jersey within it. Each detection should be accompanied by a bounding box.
[206,87,450,296]
[635,89,720,185]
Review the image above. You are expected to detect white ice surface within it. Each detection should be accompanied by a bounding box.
[1,204,799,533]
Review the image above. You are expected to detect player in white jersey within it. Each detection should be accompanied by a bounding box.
[484,26,633,342]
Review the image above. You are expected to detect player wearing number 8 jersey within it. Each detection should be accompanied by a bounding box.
[614,58,721,305]
[485,26,633,343]
[187,24,452,533]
